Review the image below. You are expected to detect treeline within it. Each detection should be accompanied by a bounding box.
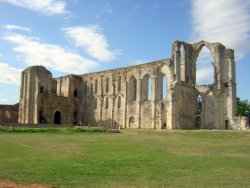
[237,98,250,117]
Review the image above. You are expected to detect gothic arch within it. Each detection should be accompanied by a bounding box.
[192,41,217,61]
[141,74,152,101]
[128,76,137,102]
[192,41,226,88]
[195,46,215,85]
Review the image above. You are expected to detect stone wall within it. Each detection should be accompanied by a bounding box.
[0,104,19,124]
[13,40,239,130]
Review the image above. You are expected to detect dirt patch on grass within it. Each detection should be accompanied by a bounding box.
[0,180,52,188]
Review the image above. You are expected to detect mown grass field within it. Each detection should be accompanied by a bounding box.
[0,128,250,188]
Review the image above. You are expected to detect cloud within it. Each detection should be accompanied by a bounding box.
[191,0,250,59]
[64,26,119,62]
[196,47,214,85]
[196,65,214,85]
[0,62,21,85]
[3,33,101,74]
[2,24,31,32]
[0,0,68,15]
[0,98,9,103]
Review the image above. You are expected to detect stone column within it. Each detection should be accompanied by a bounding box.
[213,45,225,90]
[137,78,142,128]
[151,75,157,129]
[99,76,104,122]
[226,49,237,128]
[123,75,128,128]
[111,77,115,127]
[173,43,181,83]
[167,85,175,130]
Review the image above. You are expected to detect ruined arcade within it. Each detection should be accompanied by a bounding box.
[17,41,238,129]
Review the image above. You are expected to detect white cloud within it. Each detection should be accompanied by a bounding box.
[3,24,31,32]
[64,26,119,62]
[0,62,21,85]
[0,0,68,15]
[196,47,214,85]
[191,0,250,59]
[196,65,214,85]
[0,98,9,103]
[3,33,101,74]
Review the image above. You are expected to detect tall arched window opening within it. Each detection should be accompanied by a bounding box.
[118,96,121,109]
[142,74,152,101]
[118,76,122,92]
[197,94,203,114]
[90,83,93,95]
[106,78,109,93]
[105,98,109,109]
[162,75,168,99]
[95,80,98,93]
[196,47,215,85]
[128,76,137,102]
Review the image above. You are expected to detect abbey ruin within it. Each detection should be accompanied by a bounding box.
[1,41,246,129]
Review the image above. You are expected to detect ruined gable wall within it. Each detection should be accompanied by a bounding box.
[171,40,237,129]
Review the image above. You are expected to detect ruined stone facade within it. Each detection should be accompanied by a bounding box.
[17,41,239,129]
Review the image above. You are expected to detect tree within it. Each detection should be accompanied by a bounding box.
[237,98,250,117]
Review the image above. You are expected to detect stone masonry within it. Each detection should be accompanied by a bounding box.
[15,41,239,129]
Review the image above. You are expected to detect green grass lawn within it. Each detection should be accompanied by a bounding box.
[0,129,250,188]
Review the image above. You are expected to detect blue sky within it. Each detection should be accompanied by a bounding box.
[0,0,249,104]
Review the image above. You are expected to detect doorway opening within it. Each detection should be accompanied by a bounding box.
[129,116,135,128]
[54,111,62,124]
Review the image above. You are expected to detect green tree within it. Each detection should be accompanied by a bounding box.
[237,98,250,116]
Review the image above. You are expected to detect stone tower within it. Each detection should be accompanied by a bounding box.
[18,66,53,124]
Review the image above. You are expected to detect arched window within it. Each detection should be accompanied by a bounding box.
[106,78,109,93]
[180,44,186,65]
[148,78,152,100]
[162,75,168,99]
[196,47,215,85]
[105,98,109,109]
[142,74,152,101]
[95,79,98,93]
[94,97,97,109]
[128,76,137,102]
[197,94,203,114]
[83,82,87,96]
[118,96,121,108]
[118,76,122,92]
[90,83,93,95]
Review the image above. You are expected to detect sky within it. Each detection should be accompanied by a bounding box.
[0,0,249,104]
